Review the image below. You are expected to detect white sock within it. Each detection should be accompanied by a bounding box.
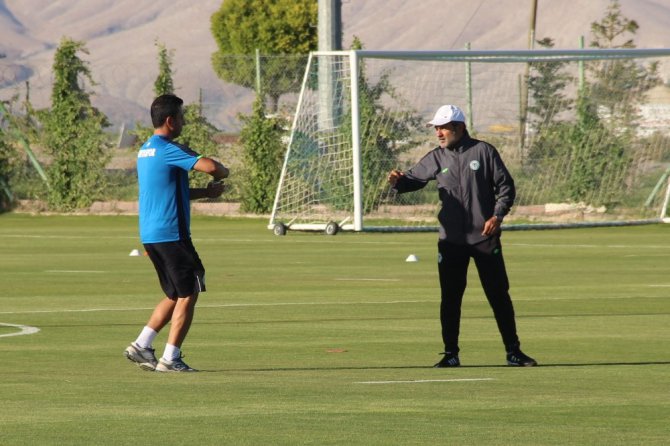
[162,344,181,362]
[134,326,158,349]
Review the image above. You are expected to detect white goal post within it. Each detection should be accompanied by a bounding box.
[269,49,670,235]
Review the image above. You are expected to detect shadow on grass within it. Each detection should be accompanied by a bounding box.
[526,361,670,367]
[198,361,670,373]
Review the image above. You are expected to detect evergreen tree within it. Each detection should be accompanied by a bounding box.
[574,0,660,204]
[527,38,574,130]
[39,37,110,211]
[154,41,175,96]
[180,92,220,189]
[133,41,177,144]
[525,37,574,164]
[563,94,629,204]
[588,0,660,127]
[520,1,658,207]
[0,111,15,212]
[136,43,220,188]
[322,37,420,212]
[0,87,47,210]
[238,95,286,213]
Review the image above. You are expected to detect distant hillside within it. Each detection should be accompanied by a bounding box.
[0,0,668,132]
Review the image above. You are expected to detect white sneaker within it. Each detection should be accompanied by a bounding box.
[155,355,198,372]
[124,343,158,371]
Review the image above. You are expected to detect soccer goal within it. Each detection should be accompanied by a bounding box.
[269,49,670,235]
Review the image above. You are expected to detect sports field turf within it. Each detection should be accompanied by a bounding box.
[1,214,668,445]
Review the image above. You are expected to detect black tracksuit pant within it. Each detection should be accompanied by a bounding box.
[437,235,520,354]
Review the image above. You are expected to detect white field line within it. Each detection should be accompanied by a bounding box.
[507,243,670,249]
[0,234,412,245]
[624,254,670,257]
[3,233,670,249]
[355,378,495,384]
[335,278,400,282]
[0,323,40,338]
[0,234,138,240]
[1,292,668,316]
[0,300,436,315]
[45,270,106,273]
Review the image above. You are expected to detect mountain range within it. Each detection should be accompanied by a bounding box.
[1,0,669,132]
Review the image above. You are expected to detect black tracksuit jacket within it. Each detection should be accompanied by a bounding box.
[393,132,515,245]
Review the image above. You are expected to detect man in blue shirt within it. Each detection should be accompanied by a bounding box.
[124,94,229,372]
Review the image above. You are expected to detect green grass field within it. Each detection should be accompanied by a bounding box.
[1,214,669,445]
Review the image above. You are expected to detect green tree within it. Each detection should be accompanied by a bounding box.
[180,92,220,189]
[0,86,48,209]
[133,41,177,144]
[322,37,420,213]
[0,111,15,212]
[525,37,574,168]
[563,94,629,204]
[520,36,575,195]
[154,41,175,96]
[520,2,658,207]
[39,37,110,211]
[238,95,286,213]
[1,100,30,209]
[527,38,574,130]
[588,0,660,127]
[135,43,220,186]
[573,0,660,204]
[305,37,422,212]
[210,0,317,111]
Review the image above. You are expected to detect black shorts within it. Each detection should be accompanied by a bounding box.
[144,239,206,299]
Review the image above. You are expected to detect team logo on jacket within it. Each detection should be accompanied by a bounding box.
[469,160,480,171]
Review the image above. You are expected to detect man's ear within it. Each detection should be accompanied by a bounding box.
[165,115,176,131]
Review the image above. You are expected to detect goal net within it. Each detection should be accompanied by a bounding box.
[269,49,670,234]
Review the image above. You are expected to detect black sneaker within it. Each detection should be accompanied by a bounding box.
[434,352,460,368]
[506,350,538,367]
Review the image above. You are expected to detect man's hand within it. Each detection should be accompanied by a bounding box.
[205,180,225,199]
[388,169,405,187]
[481,216,501,236]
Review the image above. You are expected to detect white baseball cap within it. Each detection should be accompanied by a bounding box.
[427,105,466,127]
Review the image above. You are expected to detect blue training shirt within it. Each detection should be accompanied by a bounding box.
[137,135,201,243]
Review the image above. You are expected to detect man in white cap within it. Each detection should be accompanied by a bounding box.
[388,104,537,367]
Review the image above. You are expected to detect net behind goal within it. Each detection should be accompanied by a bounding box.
[269,49,670,234]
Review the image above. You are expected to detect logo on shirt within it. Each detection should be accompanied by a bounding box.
[469,160,480,171]
[438,253,443,264]
[138,148,156,158]
[441,167,449,174]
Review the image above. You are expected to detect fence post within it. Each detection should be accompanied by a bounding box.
[465,42,473,131]
[255,48,262,94]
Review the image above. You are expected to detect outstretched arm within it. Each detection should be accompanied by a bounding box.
[388,167,431,194]
[388,151,439,194]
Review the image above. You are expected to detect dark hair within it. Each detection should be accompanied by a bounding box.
[150,94,184,128]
